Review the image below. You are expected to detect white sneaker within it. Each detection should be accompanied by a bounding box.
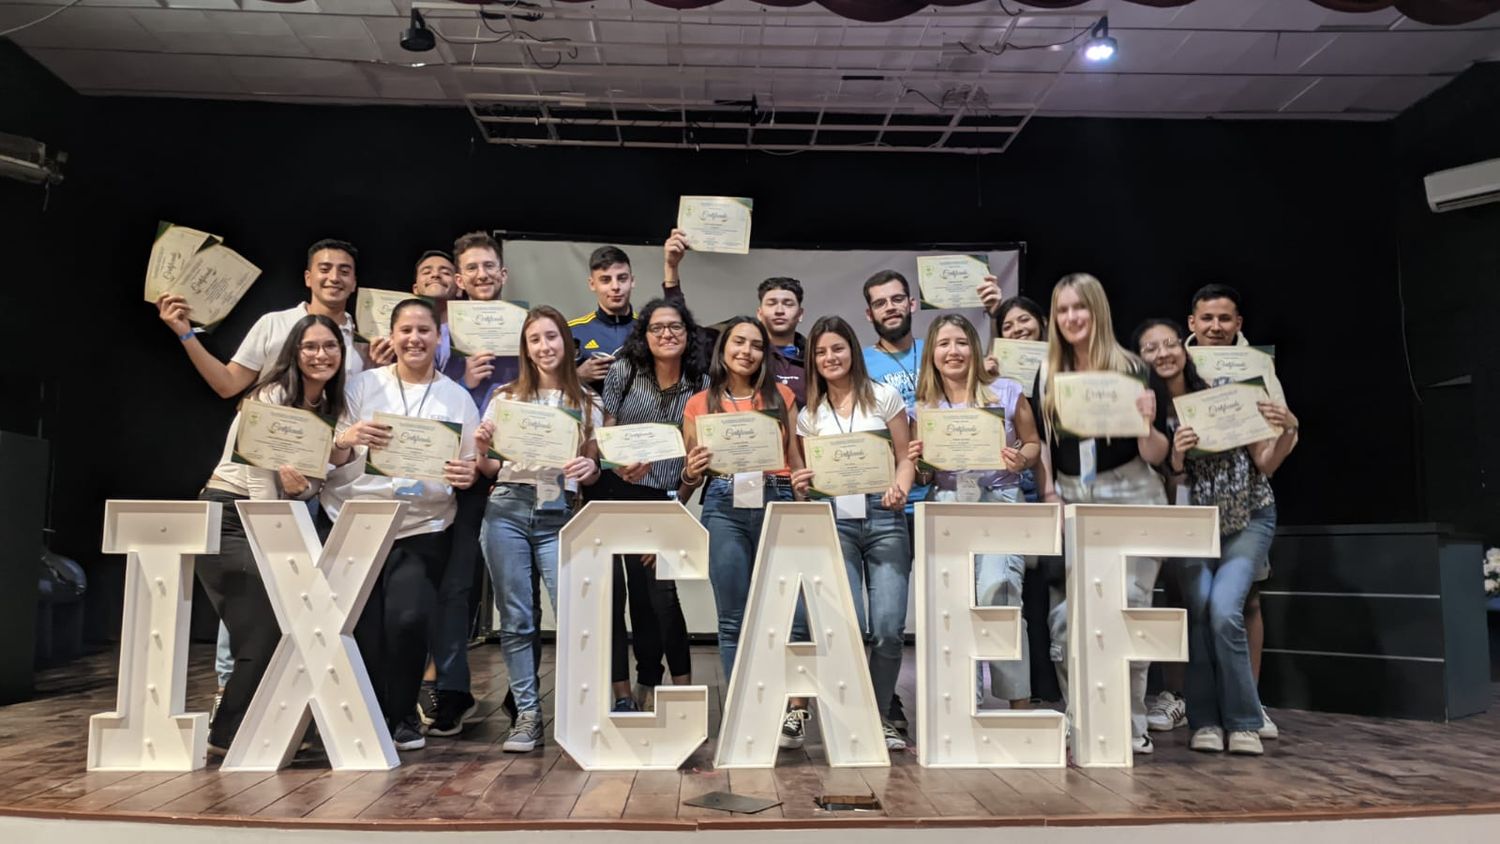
[1147,691,1186,732]
[778,708,809,750]
[1189,726,1225,753]
[1132,733,1154,755]
[1258,706,1279,740]
[882,721,907,752]
[1228,730,1264,755]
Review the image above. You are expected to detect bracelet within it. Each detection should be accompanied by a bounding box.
[178,329,195,342]
[680,468,701,486]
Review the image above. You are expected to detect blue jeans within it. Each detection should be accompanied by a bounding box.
[702,477,802,681]
[215,622,233,689]
[1178,504,1276,732]
[834,495,910,714]
[480,483,569,714]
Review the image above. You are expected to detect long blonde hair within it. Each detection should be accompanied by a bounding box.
[916,314,996,408]
[1040,273,1141,430]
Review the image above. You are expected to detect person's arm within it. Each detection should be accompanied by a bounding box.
[1249,401,1299,477]
[1004,396,1043,473]
[157,295,259,398]
[977,274,1004,318]
[678,401,711,496]
[885,410,915,510]
[1135,388,1170,466]
[664,228,687,291]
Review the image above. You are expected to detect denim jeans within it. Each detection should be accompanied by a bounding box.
[215,622,233,689]
[480,483,569,714]
[1178,504,1276,732]
[833,494,910,714]
[702,476,802,682]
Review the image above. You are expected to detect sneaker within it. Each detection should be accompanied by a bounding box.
[1189,726,1225,753]
[612,696,640,713]
[1132,733,1154,755]
[634,683,657,713]
[502,710,543,753]
[416,683,440,727]
[886,695,908,730]
[778,708,809,750]
[1258,706,1279,740]
[426,690,478,738]
[882,721,907,752]
[209,692,223,727]
[1147,691,1186,732]
[390,717,426,751]
[1228,730,1264,755]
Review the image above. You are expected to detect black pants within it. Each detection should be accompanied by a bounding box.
[428,483,486,693]
[603,484,693,686]
[196,490,283,749]
[1022,559,1063,701]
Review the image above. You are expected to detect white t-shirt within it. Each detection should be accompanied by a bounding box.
[482,387,603,490]
[321,366,480,539]
[206,384,322,501]
[231,303,362,378]
[796,381,906,437]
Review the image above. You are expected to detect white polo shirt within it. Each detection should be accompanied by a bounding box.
[231,303,362,378]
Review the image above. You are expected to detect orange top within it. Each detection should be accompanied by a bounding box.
[683,384,798,477]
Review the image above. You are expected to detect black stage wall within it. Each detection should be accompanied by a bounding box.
[1,42,1444,642]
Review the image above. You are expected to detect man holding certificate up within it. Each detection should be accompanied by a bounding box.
[909,314,1042,714]
[570,238,690,391]
[790,316,916,752]
[322,299,480,752]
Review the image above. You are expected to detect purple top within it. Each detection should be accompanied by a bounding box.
[932,377,1024,492]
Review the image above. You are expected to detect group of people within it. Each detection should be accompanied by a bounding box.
[154,228,1298,762]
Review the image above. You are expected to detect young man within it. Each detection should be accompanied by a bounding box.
[755,277,809,405]
[156,238,365,396]
[369,250,460,369]
[571,236,687,391]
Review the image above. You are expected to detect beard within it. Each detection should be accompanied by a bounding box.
[873,312,912,344]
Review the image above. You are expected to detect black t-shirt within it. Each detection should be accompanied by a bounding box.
[1037,360,1170,477]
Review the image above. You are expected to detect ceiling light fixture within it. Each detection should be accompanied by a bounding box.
[400,9,436,53]
[1082,17,1117,63]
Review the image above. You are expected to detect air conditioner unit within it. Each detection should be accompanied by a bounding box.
[1424,158,1500,213]
[0,131,66,186]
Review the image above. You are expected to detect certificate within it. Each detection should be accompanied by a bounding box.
[695,411,784,474]
[991,338,1048,397]
[145,222,261,330]
[232,400,334,480]
[365,412,462,483]
[677,196,753,255]
[596,423,685,467]
[489,400,581,468]
[916,407,1006,471]
[803,432,894,498]
[354,289,413,342]
[1187,346,1286,404]
[448,300,527,357]
[1052,372,1149,438]
[915,254,988,310]
[1173,381,1278,453]
[144,222,219,302]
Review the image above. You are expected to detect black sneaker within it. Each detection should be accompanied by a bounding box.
[391,716,426,751]
[886,695,908,730]
[612,696,640,712]
[427,690,478,737]
[416,683,440,727]
[779,708,809,750]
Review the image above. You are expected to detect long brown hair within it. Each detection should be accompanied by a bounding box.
[916,313,995,408]
[502,305,595,438]
[804,316,876,417]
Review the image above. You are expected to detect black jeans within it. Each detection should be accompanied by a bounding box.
[604,484,693,686]
[428,483,486,693]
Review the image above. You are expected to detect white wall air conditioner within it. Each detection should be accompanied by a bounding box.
[0,131,66,185]
[1424,158,1500,213]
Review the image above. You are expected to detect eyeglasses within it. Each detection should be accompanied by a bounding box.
[869,294,910,311]
[298,341,342,356]
[1140,338,1182,356]
[647,322,686,336]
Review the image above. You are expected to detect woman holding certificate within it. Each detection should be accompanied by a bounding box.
[909,314,1042,711]
[1036,273,1171,754]
[473,305,603,753]
[789,316,915,751]
[1138,318,1298,756]
[323,299,480,752]
[198,314,346,754]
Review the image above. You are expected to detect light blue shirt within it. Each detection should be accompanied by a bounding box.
[863,338,927,509]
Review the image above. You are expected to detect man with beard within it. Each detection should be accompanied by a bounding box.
[369,250,460,370]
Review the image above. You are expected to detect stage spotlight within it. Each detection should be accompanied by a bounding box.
[1083,17,1117,63]
[400,9,435,53]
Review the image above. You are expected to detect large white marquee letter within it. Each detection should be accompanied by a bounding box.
[89,501,221,771]
[915,501,1068,768]
[222,500,403,772]
[1065,504,1217,767]
[716,502,887,769]
[556,501,710,771]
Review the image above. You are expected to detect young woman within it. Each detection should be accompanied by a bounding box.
[1136,318,1298,756]
[197,314,346,754]
[475,305,602,753]
[1037,273,1171,754]
[600,299,706,712]
[322,299,480,752]
[790,316,915,751]
[910,314,1042,711]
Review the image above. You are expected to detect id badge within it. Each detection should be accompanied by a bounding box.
[394,479,425,498]
[834,494,866,520]
[535,472,567,512]
[956,473,982,503]
[1079,438,1098,488]
[732,472,764,509]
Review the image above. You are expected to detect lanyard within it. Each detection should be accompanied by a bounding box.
[876,341,918,397]
[396,366,437,418]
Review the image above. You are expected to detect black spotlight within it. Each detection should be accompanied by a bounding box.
[400,9,436,53]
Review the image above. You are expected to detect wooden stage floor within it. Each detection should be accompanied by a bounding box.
[1,643,1498,831]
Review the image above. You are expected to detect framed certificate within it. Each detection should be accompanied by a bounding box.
[916,407,1006,472]
[991,338,1048,397]
[232,400,335,480]
[695,410,784,474]
[354,289,414,342]
[803,432,894,498]
[449,300,528,357]
[144,222,260,331]
[1052,372,1150,438]
[489,400,582,468]
[365,411,462,482]
[1173,380,1278,454]
[596,423,686,468]
[677,196,753,255]
[915,254,988,310]
[1187,345,1286,404]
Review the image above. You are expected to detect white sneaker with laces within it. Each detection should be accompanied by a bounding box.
[1229,730,1264,755]
[1132,733,1154,755]
[502,710,544,753]
[778,708,809,750]
[882,721,907,752]
[1258,706,1279,740]
[1147,691,1187,732]
[1190,726,1225,753]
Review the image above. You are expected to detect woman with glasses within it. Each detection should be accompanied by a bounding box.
[196,314,347,755]
[598,298,707,712]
